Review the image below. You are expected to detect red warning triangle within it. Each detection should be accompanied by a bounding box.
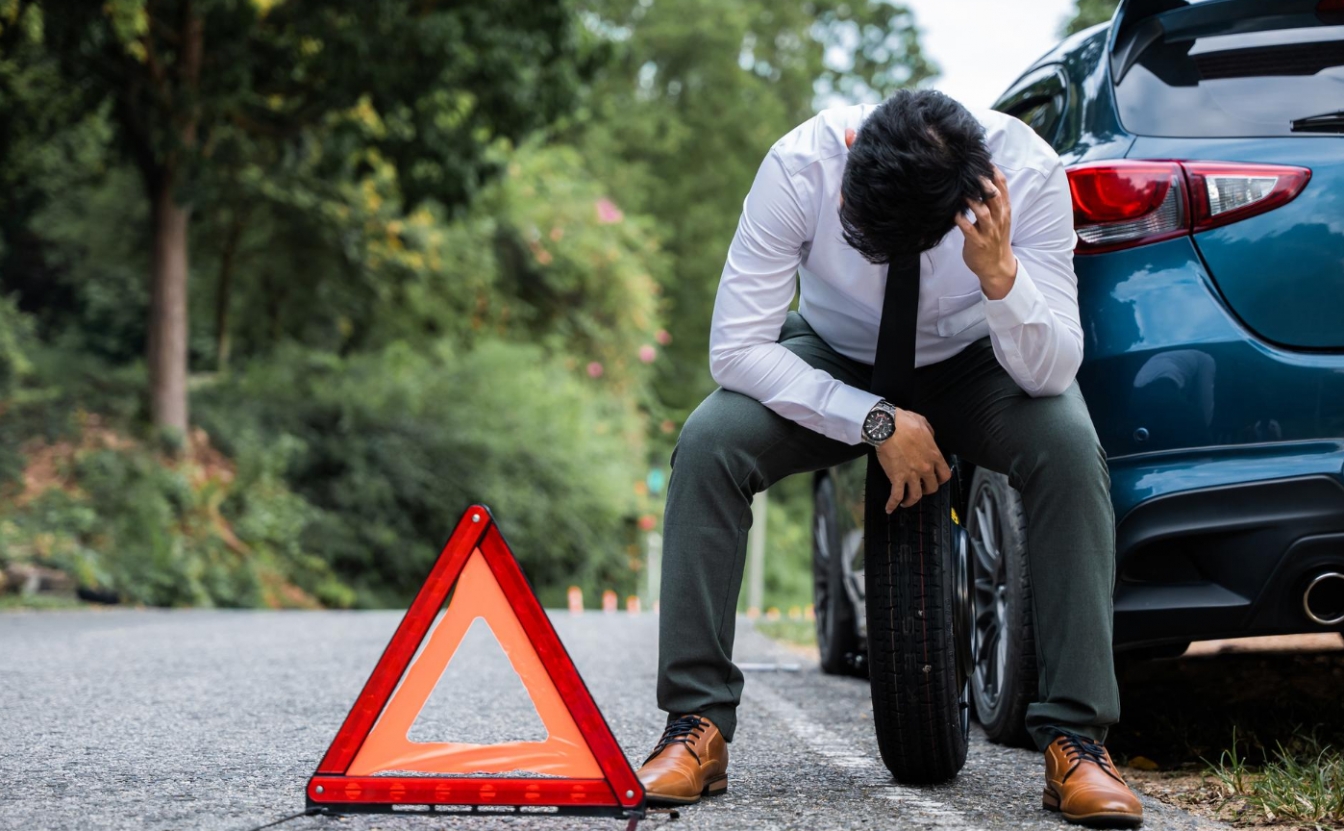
[307,505,645,818]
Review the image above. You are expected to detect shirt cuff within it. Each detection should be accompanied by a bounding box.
[827,384,883,446]
[982,258,1047,330]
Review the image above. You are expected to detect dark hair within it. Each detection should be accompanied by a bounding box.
[840,90,994,263]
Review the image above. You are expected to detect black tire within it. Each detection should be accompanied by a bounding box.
[863,462,970,784]
[813,474,861,675]
[966,468,1038,749]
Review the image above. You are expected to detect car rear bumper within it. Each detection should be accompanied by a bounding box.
[1073,233,1344,648]
[1110,448,1344,649]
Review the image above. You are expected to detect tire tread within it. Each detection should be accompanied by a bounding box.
[864,471,968,784]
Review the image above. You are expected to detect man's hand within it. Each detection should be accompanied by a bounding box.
[954,166,1017,301]
[875,409,952,512]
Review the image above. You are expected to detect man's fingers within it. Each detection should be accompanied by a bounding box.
[935,457,953,485]
[900,477,923,508]
[954,212,978,238]
[886,475,925,512]
[992,167,1011,222]
[992,165,1009,193]
[919,469,939,497]
[981,175,1005,222]
[969,199,991,224]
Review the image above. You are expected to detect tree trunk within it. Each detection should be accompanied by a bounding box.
[140,1,203,439]
[214,211,244,371]
[147,172,192,437]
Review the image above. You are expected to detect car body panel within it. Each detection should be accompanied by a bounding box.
[1108,441,1344,523]
[1123,136,1344,349]
[1074,234,1344,461]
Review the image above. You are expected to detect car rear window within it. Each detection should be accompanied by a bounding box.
[1114,21,1344,137]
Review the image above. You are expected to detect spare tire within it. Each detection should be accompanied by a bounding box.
[863,462,971,784]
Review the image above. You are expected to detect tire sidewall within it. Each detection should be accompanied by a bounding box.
[967,468,1038,747]
[814,475,858,673]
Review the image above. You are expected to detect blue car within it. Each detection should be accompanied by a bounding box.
[812,0,1344,763]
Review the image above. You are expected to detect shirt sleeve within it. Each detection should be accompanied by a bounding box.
[981,159,1084,397]
[708,150,881,445]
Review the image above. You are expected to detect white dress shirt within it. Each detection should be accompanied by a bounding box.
[708,103,1083,446]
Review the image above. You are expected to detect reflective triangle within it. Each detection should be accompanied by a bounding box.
[348,549,602,777]
[306,505,644,817]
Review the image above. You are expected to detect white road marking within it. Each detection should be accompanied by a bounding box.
[747,682,988,830]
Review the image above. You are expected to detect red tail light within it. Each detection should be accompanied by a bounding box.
[1066,160,1311,254]
[1068,162,1187,254]
[1183,162,1311,232]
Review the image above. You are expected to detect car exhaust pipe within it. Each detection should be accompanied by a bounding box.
[1302,571,1344,626]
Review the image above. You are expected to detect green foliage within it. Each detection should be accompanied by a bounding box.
[25,167,151,362]
[0,2,118,343]
[753,618,816,648]
[195,338,650,607]
[576,0,936,420]
[1,0,938,610]
[0,308,345,608]
[1209,730,1344,826]
[1061,0,1119,37]
[0,420,344,608]
[356,142,668,386]
[0,294,33,401]
[736,474,820,614]
[36,0,589,210]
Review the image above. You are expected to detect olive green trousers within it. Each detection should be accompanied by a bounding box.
[657,312,1119,751]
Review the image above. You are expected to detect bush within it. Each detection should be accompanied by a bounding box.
[0,294,34,401]
[196,337,649,607]
[0,304,346,609]
[0,416,345,608]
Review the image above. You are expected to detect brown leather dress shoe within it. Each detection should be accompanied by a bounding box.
[1043,732,1144,827]
[635,714,729,805]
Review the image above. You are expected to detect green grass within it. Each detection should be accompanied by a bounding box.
[1208,729,1344,827]
[754,618,817,648]
[0,594,86,611]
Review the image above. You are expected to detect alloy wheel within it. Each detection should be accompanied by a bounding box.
[970,485,1010,712]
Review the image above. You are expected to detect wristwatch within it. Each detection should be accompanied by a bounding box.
[861,400,898,447]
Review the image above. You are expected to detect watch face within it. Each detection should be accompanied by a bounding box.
[864,410,895,441]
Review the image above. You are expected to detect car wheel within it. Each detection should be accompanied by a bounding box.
[813,474,861,675]
[863,463,970,784]
[967,468,1038,749]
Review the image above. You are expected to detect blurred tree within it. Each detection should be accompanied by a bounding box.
[0,1,114,337]
[0,0,943,610]
[357,142,668,388]
[29,0,588,438]
[573,0,935,422]
[1061,0,1119,36]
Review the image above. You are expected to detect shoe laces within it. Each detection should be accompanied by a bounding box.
[647,714,707,764]
[1055,731,1122,784]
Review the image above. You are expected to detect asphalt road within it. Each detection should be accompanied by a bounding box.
[0,610,1229,831]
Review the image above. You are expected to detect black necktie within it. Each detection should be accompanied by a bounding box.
[869,253,921,407]
[866,252,922,539]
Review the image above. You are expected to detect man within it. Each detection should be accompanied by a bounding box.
[635,90,1144,828]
